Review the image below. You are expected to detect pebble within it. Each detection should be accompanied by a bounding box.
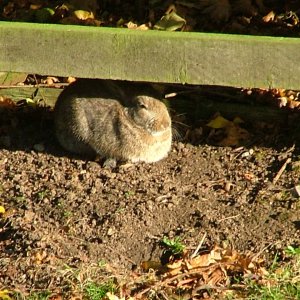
[293,185,300,197]
[107,228,114,236]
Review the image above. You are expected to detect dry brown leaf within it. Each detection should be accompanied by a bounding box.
[176,277,196,287]
[41,76,59,85]
[48,294,63,300]
[207,267,226,285]
[136,246,268,299]
[218,123,250,146]
[167,260,183,269]
[106,292,128,300]
[244,172,256,182]
[34,250,48,265]
[141,260,162,271]
[30,4,43,10]
[263,10,276,22]
[186,248,223,270]
[67,77,76,84]
[0,97,16,109]
[126,22,150,30]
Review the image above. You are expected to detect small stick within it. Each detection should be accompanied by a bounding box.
[272,157,292,185]
[218,214,240,222]
[164,89,200,98]
[191,232,207,259]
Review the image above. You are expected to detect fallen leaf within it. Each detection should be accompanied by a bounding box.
[294,185,300,197]
[244,172,256,182]
[263,10,276,22]
[0,97,16,110]
[126,22,149,30]
[167,260,183,269]
[207,114,250,146]
[207,115,230,129]
[154,11,186,31]
[0,206,5,214]
[41,76,59,85]
[141,260,162,271]
[73,10,94,20]
[107,293,133,300]
[67,77,76,83]
[48,294,63,300]
[0,290,12,300]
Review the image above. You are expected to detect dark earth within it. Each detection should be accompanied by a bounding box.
[0,86,299,296]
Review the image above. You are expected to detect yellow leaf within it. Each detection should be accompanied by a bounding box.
[106,292,126,300]
[207,115,230,129]
[73,10,94,20]
[0,206,5,214]
[0,290,12,300]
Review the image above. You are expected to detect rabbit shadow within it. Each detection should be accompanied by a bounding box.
[0,105,84,160]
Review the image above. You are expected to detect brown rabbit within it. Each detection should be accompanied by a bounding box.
[54,79,172,164]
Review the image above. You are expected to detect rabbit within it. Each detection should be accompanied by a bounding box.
[54,79,172,164]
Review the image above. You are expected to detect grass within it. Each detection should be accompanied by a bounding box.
[5,245,300,300]
[37,190,49,201]
[162,236,185,255]
[26,291,51,300]
[12,290,51,300]
[84,281,116,300]
[238,246,300,300]
[124,190,135,198]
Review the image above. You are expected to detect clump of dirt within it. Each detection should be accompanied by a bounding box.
[0,97,299,294]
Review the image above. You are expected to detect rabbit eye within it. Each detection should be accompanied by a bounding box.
[138,102,148,109]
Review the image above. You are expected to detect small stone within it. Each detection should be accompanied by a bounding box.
[293,185,300,197]
[103,158,117,168]
[177,142,185,150]
[224,181,233,192]
[107,228,114,236]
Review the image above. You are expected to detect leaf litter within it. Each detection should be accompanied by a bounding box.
[1,0,300,36]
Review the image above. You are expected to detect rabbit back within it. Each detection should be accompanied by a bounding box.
[54,79,172,163]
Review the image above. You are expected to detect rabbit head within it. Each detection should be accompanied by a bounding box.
[129,95,171,135]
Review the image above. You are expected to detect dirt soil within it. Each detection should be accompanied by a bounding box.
[0,96,300,295]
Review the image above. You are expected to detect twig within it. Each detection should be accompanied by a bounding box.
[164,88,200,98]
[218,214,240,222]
[251,242,279,261]
[272,157,292,184]
[0,83,67,88]
[191,233,207,259]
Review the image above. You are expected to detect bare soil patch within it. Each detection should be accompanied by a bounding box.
[0,96,299,295]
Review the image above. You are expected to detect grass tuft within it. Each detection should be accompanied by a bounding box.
[162,236,185,255]
[242,246,300,300]
[84,281,116,300]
